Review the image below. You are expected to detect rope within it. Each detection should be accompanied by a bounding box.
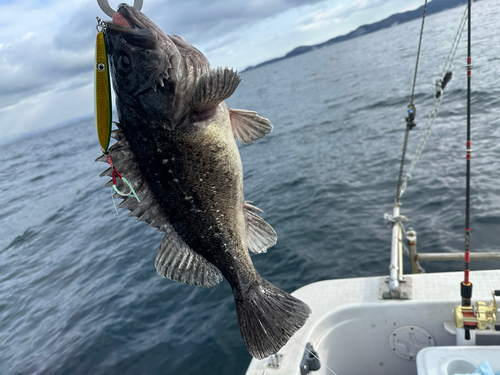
[410,0,428,104]
[395,0,428,203]
[398,4,468,198]
[399,93,443,197]
[111,188,119,215]
[395,125,412,203]
[443,5,468,76]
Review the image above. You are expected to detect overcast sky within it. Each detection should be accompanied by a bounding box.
[0,0,424,142]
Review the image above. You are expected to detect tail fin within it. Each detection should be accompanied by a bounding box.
[234,276,311,359]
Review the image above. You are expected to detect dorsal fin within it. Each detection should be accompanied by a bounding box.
[96,129,223,288]
[229,109,273,144]
[244,201,277,254]
[191,67,241,112]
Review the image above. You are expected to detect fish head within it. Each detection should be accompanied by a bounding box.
[105,4,210,129]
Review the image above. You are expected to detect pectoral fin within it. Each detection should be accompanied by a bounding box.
[191,67,241,112]
[229,109,273,144]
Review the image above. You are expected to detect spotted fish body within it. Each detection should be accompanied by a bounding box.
[98,4,311,359]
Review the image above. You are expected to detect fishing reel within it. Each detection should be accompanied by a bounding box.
[454,290,500,339]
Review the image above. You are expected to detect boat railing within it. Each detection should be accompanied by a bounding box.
[383,203,500,299]
[407,230,500,274]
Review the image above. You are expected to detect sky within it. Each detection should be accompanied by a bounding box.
[0,0,424,142]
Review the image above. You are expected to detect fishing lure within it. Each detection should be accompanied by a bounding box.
[95,17,140,212]
[95,18,112,152]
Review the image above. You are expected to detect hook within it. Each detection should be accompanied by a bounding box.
[97,0,143,18]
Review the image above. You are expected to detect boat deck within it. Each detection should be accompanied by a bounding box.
[245,270,500,375]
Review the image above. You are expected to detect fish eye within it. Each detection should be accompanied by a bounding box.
[117,54,131,74]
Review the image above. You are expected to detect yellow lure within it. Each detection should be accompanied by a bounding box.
[94,31,112,152]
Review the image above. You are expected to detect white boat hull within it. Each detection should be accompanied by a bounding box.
[246,270,500,375]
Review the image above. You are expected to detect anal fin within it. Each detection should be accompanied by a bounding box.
[155,231,223,287]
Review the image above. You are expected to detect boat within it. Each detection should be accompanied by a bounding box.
[245,1,500,374]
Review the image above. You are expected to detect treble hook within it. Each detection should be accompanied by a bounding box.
[97,0,143,18]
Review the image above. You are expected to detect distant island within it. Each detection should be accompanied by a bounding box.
[242,0,469,72]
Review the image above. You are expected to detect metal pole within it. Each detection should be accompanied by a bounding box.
[398,225,403,277]
[417,252,500,261]
[389,204,401,296]
[407,228,419,274]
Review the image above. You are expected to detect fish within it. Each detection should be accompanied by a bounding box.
[96,4,311,359]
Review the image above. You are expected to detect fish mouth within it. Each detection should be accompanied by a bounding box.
[105,4,146,34]
[105,4,157,50]
[103,4,175,97]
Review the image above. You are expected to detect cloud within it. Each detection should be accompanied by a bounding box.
[0,0,95,111]
[297,0,383,32]
[0,36,92,109]
[144,0,325,45]
[0,0,330,139]
[0,81,94,141]
[0,0,324,113]
[54,1,99,52]
[0,0,424,140]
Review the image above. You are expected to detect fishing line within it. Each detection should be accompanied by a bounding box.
[111,188,119,215]
[291,336,338,375]
[107,154,140,215]
[107,153,140,197]
[398,3,468,199]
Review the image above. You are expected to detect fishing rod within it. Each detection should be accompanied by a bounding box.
[452,0,500,342]
[460,0,473,340]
